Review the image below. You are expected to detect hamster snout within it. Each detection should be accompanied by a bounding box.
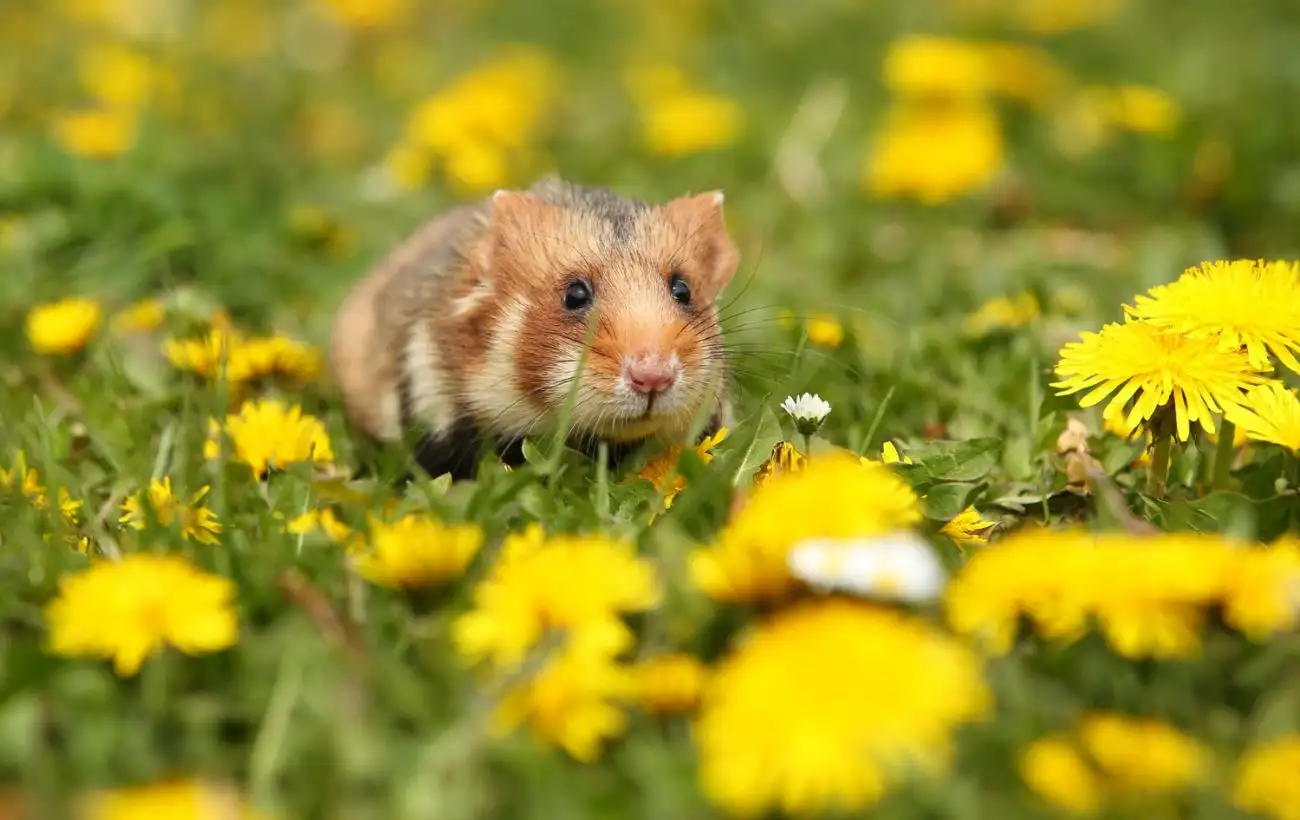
[623,351,681,396]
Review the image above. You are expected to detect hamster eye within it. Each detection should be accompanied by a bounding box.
[563,278,593,312]
[668,272,692,306]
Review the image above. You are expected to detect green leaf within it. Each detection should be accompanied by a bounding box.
[923,482,980,521]
[727,406,784,487]
[520,438,547,468]
[906,438,1002,482]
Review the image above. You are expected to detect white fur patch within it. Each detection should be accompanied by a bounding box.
[465,298,536,438]
[374,389,403,441]
[404,320,454,435]
[451,281,493,318]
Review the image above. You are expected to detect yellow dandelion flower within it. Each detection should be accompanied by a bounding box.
[945,528,1241,658]
[491,643,637,764]
[1018,736,1101,815]
[77,778,273,819]
[1125,260,1300,374]
[164,329,320,385]
[878,441,913,464]
[1077,713,1208,794]
[632,652,710,716]
[1222,539,1300,640]
[963,292,1040,338]
[940,507,997,551]
[44,553,238,677]
[864,98,1004,205]
[625,63,743,157]
[1234,734,1300,820]
[692,453,922,604]
[979,42,1069,110]
[696,599,991,817]
[119,477,222,544]
[452,526,660,668]
[1224,381,1300,452]
[0,450,45,503]
[881,35,994,99]
[26,297,103,355]
[1106,85,1180,135]
[1010,0,1127,34]
[286,507,356,545]
[204,399,335,478]
[76,41,175,112]
[1052,319,1267,442]
[380,142,432,192]
[351,514,483,590]
[110,298,166,335]
[638,427,729,509]
[805,315,844,348]
[318,0,412,29]
[752,441,807,489]
[52,109,136,160]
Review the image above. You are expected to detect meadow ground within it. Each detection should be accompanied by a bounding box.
[5,0,1300,817]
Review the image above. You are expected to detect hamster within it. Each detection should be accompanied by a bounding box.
[328,176,740,480]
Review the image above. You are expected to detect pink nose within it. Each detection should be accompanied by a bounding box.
[625,356,677,395]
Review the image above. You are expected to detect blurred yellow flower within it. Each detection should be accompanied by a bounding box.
[1,450,46,503]
[402,46,559,194]
[1234,734,1300,820]
[805,315,844,348]
[52,109,136,159]
[111,298,166,335]
[1018,736,1100,815]
[864,99,1004,205]
[77,778,273,819]
[1106,85,1180,135]
[696,598,990,816]
[1126,260,1300,375]
[120,477,222,544]
[26,297,102,355]
[980,42,1070,109]
[1053,319,1267,443]
[351,514,483,590]
[882,35,995,99]
[691,453,922,604]
[165,328,321,385]
[318,0,412,29]
[963,292,1040,338]
[632,652,710,716]
[1221,539,1300,640]
[940,507,996,551]
[287,507,356,546]
[1078,713,1208,795]
[76,42,176,112]
[45,553,238,677]
[944,528,1247,658]
[204,399,335,478]
[289,204,355,258]
[625,63,743,157]
[452,526,660,668]
[492,643,637,763]
[638,426,728,510]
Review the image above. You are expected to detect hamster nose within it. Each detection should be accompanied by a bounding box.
[625,355,678,395]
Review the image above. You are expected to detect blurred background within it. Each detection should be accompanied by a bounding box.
[3,0,1299,387]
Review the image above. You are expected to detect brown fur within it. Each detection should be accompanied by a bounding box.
[328,177,740,478]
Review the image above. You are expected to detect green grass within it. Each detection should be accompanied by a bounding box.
[5,0,1300,816]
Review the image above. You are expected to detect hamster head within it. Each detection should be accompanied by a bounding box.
[461,186,740,444]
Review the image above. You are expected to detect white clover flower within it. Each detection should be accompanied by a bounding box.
[781,393,831,435]
[787,532,946,604]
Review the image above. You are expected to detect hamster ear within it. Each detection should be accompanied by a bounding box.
[475,189,543,274]
[663,190,741,293]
